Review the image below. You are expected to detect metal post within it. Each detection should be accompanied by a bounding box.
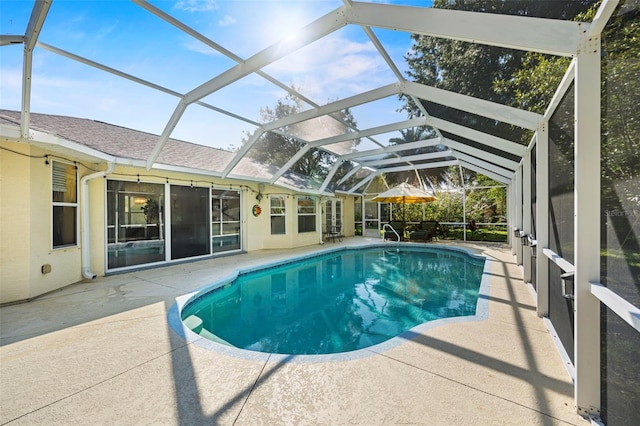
[573,35,602,418]
[536,122,550,317]
[459,164,466,241]
[508,183,516,254]
[515,166,523,265]
[522,151,532,282]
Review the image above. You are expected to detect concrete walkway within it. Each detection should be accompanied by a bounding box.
[0,238,580,425]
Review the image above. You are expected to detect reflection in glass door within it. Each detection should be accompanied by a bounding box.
[170,185,210,260]
[106,180,165,270]
[364,202,388,238]
[325,199,342,236]
[211,189,241,253]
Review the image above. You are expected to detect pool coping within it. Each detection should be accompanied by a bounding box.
[167,242,491,364]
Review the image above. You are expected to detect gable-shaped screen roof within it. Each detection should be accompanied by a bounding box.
[0,0,597,195]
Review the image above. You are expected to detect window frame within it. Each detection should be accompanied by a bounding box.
[51,160,78,249]
[297,195,317,233]
[270,195,286,235]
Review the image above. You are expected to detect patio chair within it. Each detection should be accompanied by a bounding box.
[384,221,405,241]
[409,220,439,242]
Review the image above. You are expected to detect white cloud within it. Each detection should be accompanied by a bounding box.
[182,39,223,56]
[174,0,218,13]
[218,15,236,27]
[261,33,394,102]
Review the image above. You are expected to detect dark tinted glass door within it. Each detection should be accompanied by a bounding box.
[170,185,210,260]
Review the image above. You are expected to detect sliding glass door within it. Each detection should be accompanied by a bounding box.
[170,185,210,260]
[211,189,241,253]
[106,180,165,269]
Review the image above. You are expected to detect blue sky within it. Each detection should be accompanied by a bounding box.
[1,1,433,151]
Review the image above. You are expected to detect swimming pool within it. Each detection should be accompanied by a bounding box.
[172,244,490,360]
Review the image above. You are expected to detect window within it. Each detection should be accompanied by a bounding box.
[297,196,316,233]
[270,195,286,235]
[211,189,241,253]
[52,161,77,248]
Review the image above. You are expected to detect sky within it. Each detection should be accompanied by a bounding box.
[0,0,434,151]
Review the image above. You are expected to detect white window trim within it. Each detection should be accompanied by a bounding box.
[51,160,78,249]
[297,196,317,233]
[270,195,287,235]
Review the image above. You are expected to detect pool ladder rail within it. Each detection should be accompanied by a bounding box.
[382,223,401,241]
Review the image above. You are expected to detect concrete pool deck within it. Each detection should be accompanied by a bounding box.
[0,238,581,425]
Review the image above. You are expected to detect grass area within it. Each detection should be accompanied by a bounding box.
[600,248,640,268]
[442,228,508,243]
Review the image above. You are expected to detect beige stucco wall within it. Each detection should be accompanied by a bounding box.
[1,146,359,304]
[87,175,107,277]
[1,141,85,304]
[1,141,32,302]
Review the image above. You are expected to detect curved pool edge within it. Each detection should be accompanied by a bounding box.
[167,242,492,364]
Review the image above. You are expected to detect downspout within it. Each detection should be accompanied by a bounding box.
[80,162,114,279]
[319,197,325,245]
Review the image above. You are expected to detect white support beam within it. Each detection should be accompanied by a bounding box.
[403,81,542,130]
[591,283,640,333]
[340,138,443,162]
[347,1,582,56]
[536,122,550,317]
[509,182,516,253]
[362,26,404,81]
[453,150,514,179]
[588,0,621,37]
[318,160,345,193]
[360,150,453,168]
[573,36,602,418]
[307,118,427,149]
[458,161,511,185]
[21,0,52,139]
[515,166,523,265]
[428,116,526,158]
[544,60,577,122]
[24,0,51,52]
[0,35,24,46]
[262,83,401,132]
[183,7,348,105]
[347,171,378,193]
[146,100,188,170]
[375,159,458,175]
[133,0,362,142]
[146,7,348,168]
[269,145,312,184]
[36,43,261,129]
[442,137,519,171]
[222,130,264,177]
[37,42,183,96]
[336,164,363,186]
[522,151,533,283]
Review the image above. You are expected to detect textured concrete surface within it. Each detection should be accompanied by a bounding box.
[0,238,582,425]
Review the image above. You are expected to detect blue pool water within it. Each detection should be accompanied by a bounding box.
[180,246,486,355]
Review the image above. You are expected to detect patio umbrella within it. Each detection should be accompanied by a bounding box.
[370,182,437,230]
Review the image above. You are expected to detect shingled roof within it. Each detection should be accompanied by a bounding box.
[0,109,321,192]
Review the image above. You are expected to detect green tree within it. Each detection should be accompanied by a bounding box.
[402,0,598,142]
[243,93,359,182]
[492,1,640,235]
[465,174,507,222]
[388,127,435,145]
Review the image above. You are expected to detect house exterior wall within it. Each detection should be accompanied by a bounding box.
[1,141,84,303]
[342,196,355,237]
[1,141,32,302]
[1,144,359,304]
